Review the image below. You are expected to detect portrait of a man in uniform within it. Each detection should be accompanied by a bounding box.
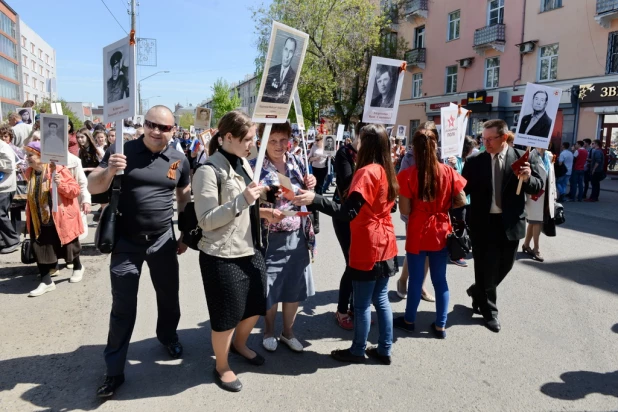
[107,50,130,104]
[262,37,300,104]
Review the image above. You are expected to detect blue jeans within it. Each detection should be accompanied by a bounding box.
[405,249,449,328]
[350,277,393,357]
[568,170,584,200]
[557,174,570,198]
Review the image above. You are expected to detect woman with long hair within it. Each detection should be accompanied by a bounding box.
[394,128,467,338]
[92,130,108,161]
[294,124,398,365]
[77,128,108,217]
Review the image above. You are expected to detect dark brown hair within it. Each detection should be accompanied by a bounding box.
[77,127,99,160]
[483,119,509,136]
[217,110,254,141]
[0,124,14,142]
[355,124,399,202]
[258,122,292,139]
[412,128,439,202]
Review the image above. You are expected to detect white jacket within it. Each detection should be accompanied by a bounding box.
[67,153,91,205]
[0,140,16,193]
[11,123,32,148]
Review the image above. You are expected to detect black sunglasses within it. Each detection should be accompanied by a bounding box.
[144,119,174,133]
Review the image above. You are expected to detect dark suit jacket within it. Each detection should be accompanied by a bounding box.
[262,64,296,104]
[518,112,552,138]
[462,147,544,241]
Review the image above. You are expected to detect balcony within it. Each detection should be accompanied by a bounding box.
[383,5,399,30]
[405,48,426,70]
[403,0,428,20]
[596,0,618,28]
[473,23,506,55]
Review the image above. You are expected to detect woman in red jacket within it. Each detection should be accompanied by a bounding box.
[24,141,84,297]
[294,124,398,365]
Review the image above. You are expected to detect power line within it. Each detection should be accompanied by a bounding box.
[99,0,129,35]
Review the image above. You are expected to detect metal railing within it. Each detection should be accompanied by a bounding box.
[403,0,428,15]
[404,48,426,66]
[597,0,618,14]
[474,23,506,47]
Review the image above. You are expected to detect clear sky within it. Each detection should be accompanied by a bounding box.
[17,0,265,110]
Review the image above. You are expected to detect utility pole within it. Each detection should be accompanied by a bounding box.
[130,0,140,114]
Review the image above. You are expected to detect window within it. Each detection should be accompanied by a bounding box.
[448,10,460,41]
[24,73,28,83]
[22,55,27,66]
[31,60,36,70]
[25,91,29,101]
[0,35,17,59]
[38,49,42,59]
[381,31,398,57]
[488,0,504,25]
[541,0,562,12]
[0,78,19,101]
[414,25,425,48]
[485,57,500,88]
[0,13,15,38]
[40,81,44,91]
[445,65,458,94]
[0,56,17,80]
[410,119,420,134]
[39,65,43,75]
[607,32,618,74]
[30,42,34,53]
[21,36,26,47]
[45,54,49,64]
[31,77,36,88]
[539,44,558,81]
[46,69,50,78]
[412,73,423,98]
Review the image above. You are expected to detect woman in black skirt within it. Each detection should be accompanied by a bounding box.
[192,110,268,393]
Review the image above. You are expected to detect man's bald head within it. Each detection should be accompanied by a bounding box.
[146,105,174,123]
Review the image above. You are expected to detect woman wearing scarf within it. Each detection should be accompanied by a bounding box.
[250,122,317,353]
[23,141,84,297]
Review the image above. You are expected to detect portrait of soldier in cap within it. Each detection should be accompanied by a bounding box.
[44,120,65,154]
[107,50,130,103]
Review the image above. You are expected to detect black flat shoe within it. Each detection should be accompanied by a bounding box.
[331,349,366,364]
[213,368,242,392]
[485,318,501,333]
[365,346,391,365]
[230,344,265,366]
[430,323,446,339]
[166,340,183,359]
[96,374,125,398]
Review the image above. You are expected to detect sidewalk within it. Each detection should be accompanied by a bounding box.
[601,175,618,193]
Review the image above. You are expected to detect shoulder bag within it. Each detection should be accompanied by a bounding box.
[94,175,121,254]
[446,171,471,261]
[181,163,221,251]
[21,236,35,264]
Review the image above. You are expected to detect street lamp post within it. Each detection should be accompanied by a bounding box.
[138,71,170,114]
[141,95,160,114]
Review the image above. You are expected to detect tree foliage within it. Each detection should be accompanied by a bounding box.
[32,98,84,130]
[179,113,195,130]
[210,78,242,126]
[253,0,408,128]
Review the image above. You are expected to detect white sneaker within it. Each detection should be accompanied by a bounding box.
[262,337,278,352]
[29,282,56,297]
[70,266,85,283]
[66,263,74,270]
[279,335,304,352]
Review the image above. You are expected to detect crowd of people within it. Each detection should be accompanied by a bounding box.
[0,100,609,396]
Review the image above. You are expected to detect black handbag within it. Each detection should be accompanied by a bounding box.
[94,175,121,254]
[21,237,35,264]
[542,202,564,237]
[446,174,471,261]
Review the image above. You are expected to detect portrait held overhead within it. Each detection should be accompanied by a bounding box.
[362,56,405,125]
[19,108,33,125]
[514,82,562,149]
[195,107,212,128]
[40,114,69,165]
[370,64,398,109]
[103,36,136,123]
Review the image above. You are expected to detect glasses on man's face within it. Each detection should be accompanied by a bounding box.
[483,135,502,142]
[144,119,174,133]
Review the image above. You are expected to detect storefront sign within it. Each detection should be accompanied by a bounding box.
[429,102,456,111]
[511,95,524,105]
[578,81,618,103]
[467,90,486,105]
[462,96,494,105]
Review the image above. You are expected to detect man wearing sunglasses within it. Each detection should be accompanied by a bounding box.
[88,105,191,398]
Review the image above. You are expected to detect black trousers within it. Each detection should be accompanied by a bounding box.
[312,167,328,230]
[469,214,518,319]
[0,192,19,249]
[583,170,591,198]
[332,215,353,314]
[104,228,180,376]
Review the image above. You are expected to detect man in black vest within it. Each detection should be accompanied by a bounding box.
[88,105,191,397]
[462,119,543,332]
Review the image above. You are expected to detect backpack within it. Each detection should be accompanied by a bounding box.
[181,163,222,250]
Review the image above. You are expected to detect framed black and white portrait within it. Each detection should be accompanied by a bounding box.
[18,108,33,125]
[396,125,406,139]
[254,21,309,123]
[324,136,337,157]
[103,36,136,123]
[195,107,212,128]
[40,114,68,165]
[362,56,405,125]
[514,82,563,149]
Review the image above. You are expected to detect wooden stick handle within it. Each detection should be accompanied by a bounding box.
[515,146,532,195]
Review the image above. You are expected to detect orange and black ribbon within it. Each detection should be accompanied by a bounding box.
[167,160,181,180]
[399,62,407,74]
[129,29,136,46]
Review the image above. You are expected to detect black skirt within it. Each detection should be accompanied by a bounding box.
[199,250,267,332]
[30,221,80,265]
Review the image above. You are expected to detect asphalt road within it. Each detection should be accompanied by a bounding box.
[1,188,617,412]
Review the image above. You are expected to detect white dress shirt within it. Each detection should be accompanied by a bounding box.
[279,66,290,83]
[490,145,509,214]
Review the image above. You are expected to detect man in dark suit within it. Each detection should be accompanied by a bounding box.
[517,90,552,138]
[262,37,297,104]
[462,119,544,332]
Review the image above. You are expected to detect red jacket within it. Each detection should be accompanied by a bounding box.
[25,165,84,245]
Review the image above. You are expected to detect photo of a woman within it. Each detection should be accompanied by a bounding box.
[370,65,397,109]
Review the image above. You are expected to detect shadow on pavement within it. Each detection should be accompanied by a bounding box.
[0,264,39,295]
[391,304,484,341]
[540,370,618,400]
[612,323,618,334]
[560,211,618,241]
[520,255,618,295]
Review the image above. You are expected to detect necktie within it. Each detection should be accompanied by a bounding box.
[494,154,503,209]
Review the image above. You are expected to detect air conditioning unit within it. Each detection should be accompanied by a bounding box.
[459,58,472,69]
[519,42,536,54]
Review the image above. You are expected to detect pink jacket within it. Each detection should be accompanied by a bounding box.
[25,165,84,245]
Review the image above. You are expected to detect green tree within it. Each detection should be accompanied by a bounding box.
[32,98,84,130]
[210,78,242,125]
[179,113,195,129]
[254,0,407,128]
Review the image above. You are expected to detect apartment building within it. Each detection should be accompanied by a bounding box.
[19,19,56,104]
[231,74,258,116]
[394,0,618,174]
[0,1,21,118]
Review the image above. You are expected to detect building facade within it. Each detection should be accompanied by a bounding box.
[0,1,21,118]
[393,0,618,174]
[231,74,258,116]
[65,102,93,122]
[18,20,56,105]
